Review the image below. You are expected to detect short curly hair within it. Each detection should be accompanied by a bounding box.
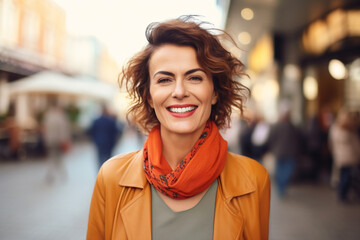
[119,16,249,134]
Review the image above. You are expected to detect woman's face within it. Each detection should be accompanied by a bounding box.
[148,44,217,137]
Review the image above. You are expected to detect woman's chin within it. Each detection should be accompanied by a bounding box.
[161,120,206,136]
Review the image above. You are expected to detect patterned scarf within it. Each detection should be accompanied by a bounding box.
[143,121,228,199]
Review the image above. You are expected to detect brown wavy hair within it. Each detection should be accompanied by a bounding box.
[119,15,249,133]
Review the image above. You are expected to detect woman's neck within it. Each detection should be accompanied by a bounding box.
[160,129,203,170]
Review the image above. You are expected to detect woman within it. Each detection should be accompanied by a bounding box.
[329,108,360,202]
[87,16,270,240]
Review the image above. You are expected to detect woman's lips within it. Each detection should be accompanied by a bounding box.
[167,105,198,118]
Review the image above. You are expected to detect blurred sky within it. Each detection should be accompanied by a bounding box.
[52,0,223,67]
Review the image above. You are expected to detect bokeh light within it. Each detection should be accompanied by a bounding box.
[303,76,318,100]
[241,8,254,21]
[328,59,347,80]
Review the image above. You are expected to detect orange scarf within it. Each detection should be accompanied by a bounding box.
[143,121,228,199]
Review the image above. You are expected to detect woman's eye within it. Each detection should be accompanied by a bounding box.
[157,78,171,84]
[189,76,203,81]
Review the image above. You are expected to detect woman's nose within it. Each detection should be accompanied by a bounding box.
[172,80,188,99]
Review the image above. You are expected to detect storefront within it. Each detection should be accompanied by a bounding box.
[301,7,360,117]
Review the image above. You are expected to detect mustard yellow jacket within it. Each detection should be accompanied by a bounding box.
[87,150,270,240]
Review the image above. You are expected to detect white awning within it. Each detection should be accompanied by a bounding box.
[8,71,117,101]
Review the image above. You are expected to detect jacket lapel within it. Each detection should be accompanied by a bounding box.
[213,153,256,239]
[112,150,152,240]
[118,150,147,188]
[119,185,152,240]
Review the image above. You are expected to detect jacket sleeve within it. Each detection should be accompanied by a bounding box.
[87,168,106,240]
[259,171,271,240]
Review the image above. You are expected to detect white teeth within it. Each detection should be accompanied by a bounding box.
[169,106,196,113]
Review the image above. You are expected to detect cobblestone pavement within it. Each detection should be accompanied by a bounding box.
[0,127,359,240]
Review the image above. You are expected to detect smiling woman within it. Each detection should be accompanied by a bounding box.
[148,44,217,151]
[87,16,270,240]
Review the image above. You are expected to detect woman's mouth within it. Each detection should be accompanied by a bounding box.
[168,106,197,113]
[167,105,198,118]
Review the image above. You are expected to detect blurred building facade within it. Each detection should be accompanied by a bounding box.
[225,0,360,123]
[0,0,119,160]
[0,0,119,116]
[0,0,66,80]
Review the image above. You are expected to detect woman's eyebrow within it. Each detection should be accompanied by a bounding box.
[185,68,206,75]
[153,71,174,78]
[153,68,206,78]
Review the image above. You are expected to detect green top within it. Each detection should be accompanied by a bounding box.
[151,180,218,240]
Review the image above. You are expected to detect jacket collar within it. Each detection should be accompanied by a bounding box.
[118,150,147,188]
[219,152,256,199]
[118,150,255,198]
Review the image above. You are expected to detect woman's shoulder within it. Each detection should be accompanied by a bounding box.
[104,150,140,165]
[227,152,268,172]
[224,152,270,184]
[99,150,143,181]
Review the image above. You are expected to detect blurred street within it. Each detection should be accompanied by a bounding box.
[1,127,360,240]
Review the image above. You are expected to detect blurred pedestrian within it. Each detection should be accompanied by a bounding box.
[239,113,269,163]
[239,118,253,156]
[0,104,21,160]
[303,115,322,181]
[89,105,123,169]
[87,16,270,240]
[250,115,270,163]
[318,106,335,179]
[268,101,301,197]
[329,108,360,202]
[43,98,71,183]
[220,114,242,154]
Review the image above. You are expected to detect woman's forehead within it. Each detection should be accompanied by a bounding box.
[149,44,202,74]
